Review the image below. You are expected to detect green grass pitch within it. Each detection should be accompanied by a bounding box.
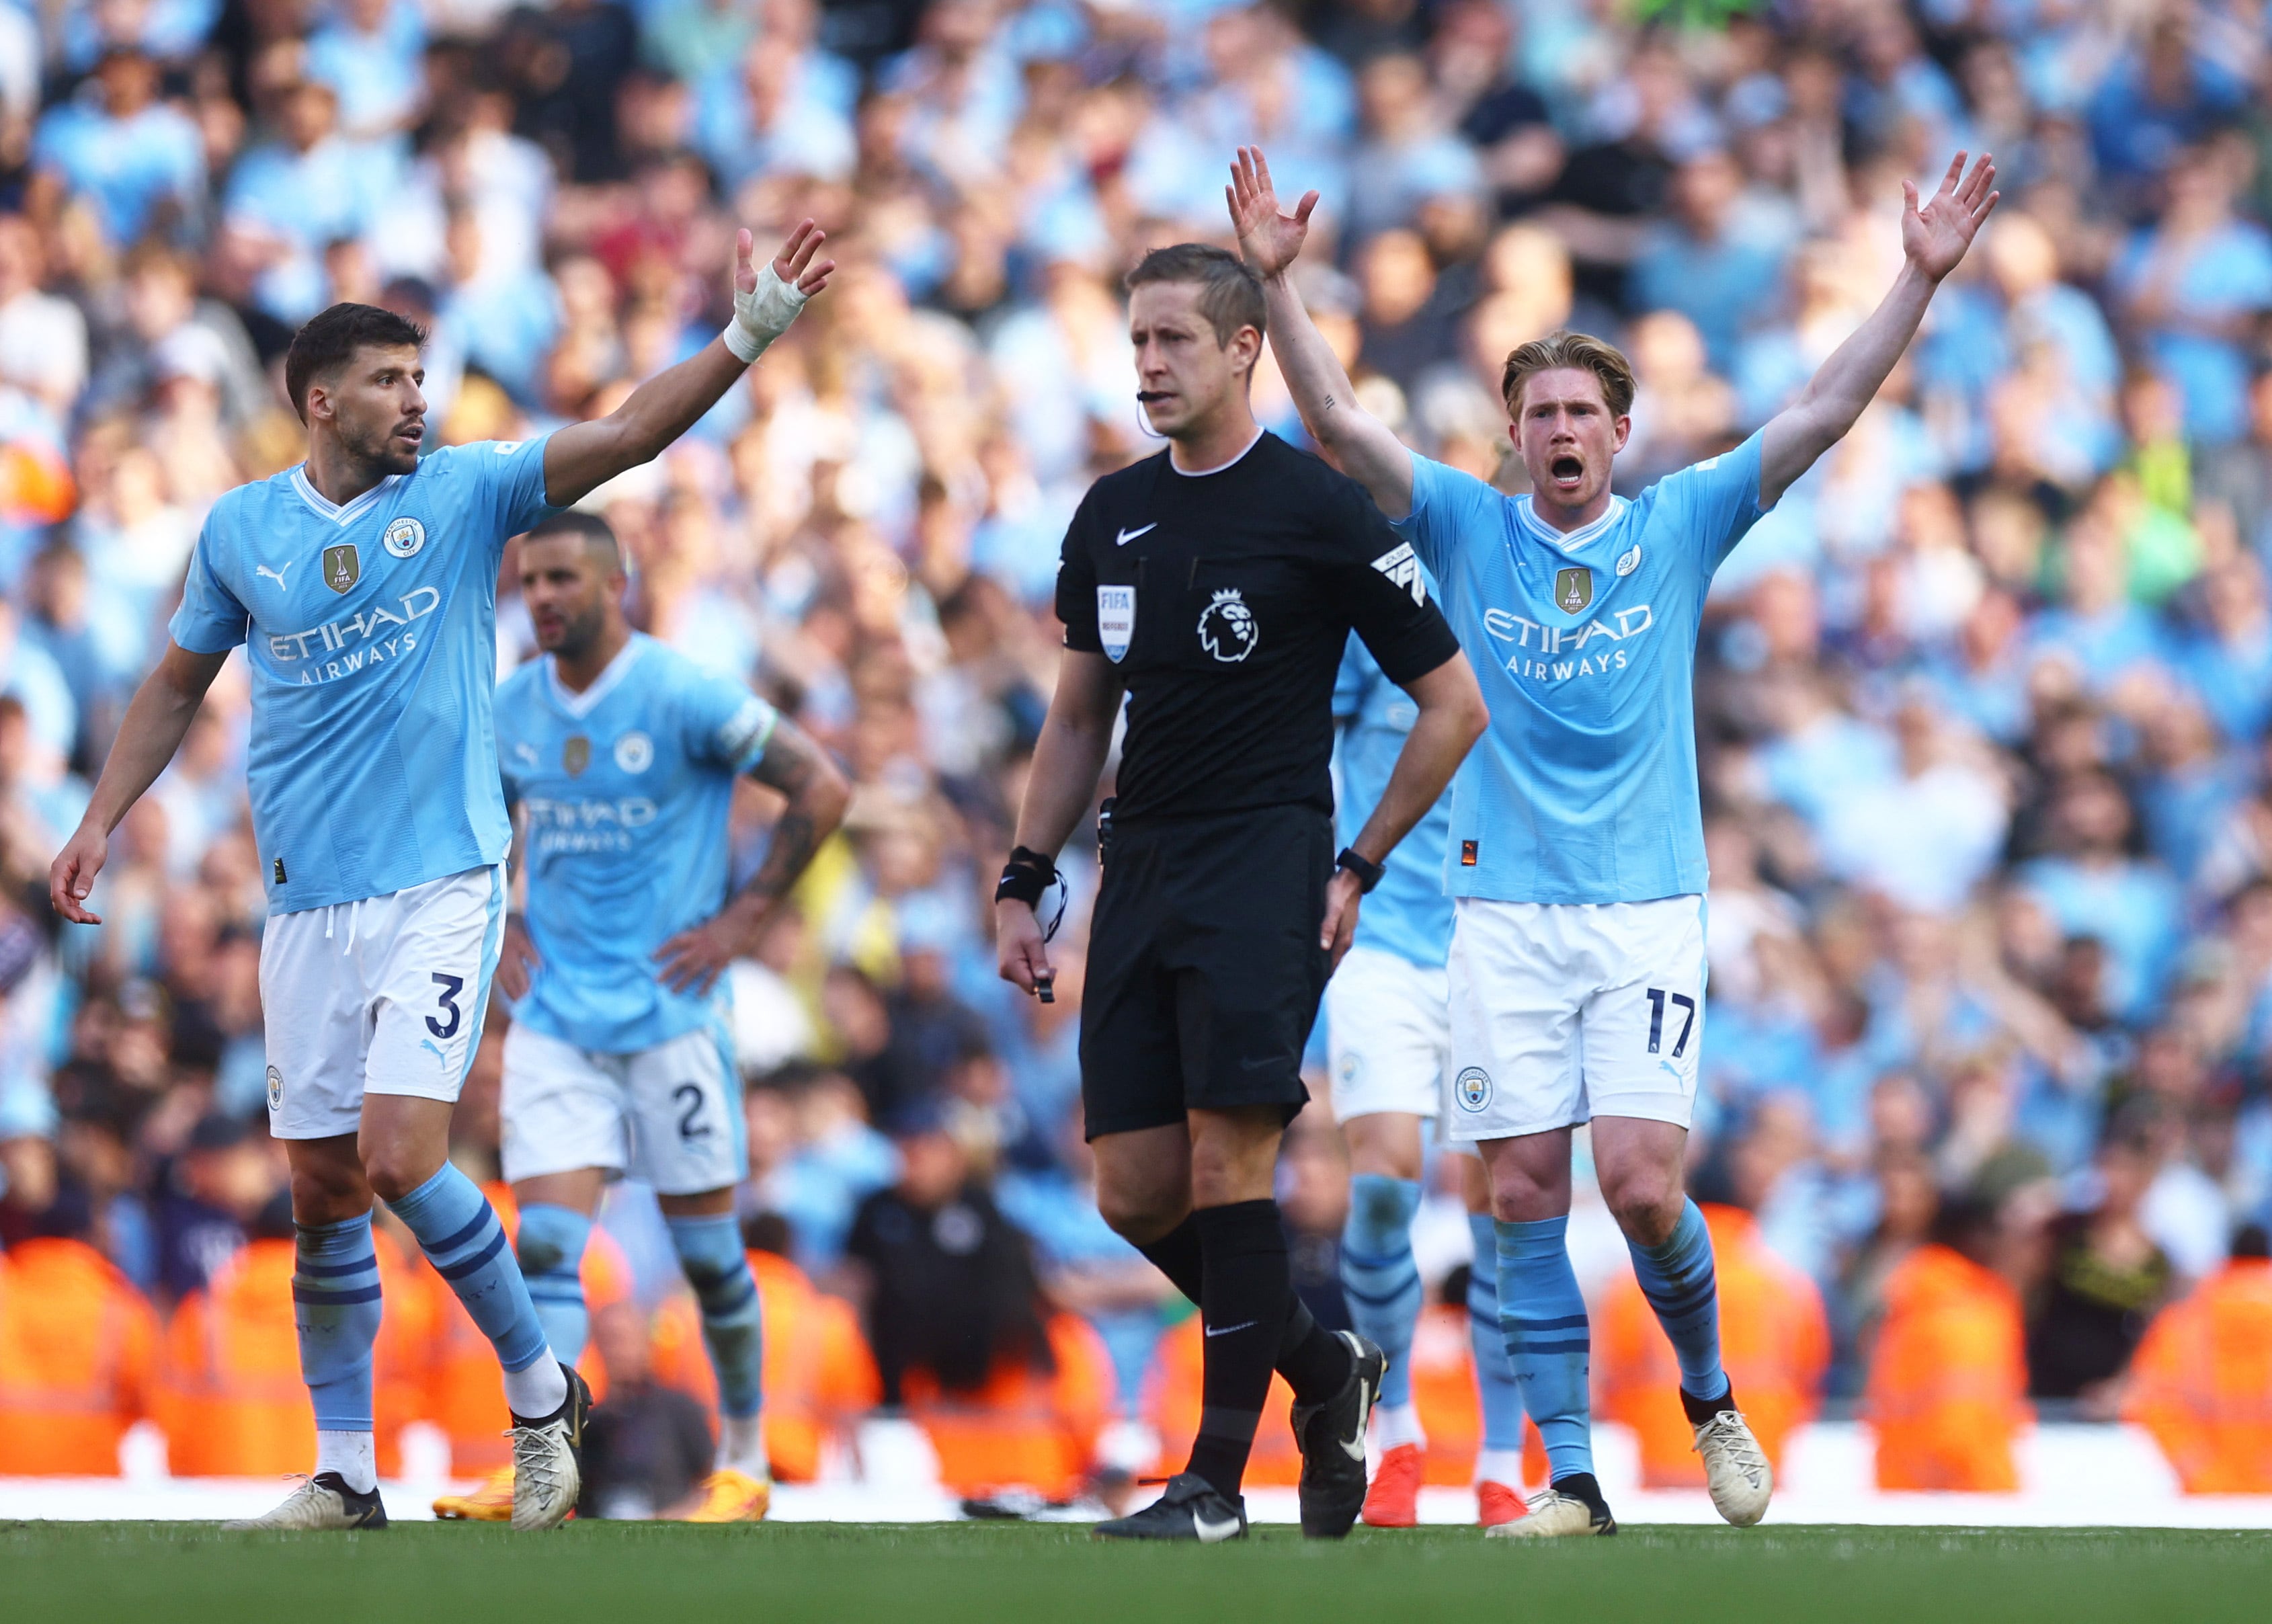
[5,1521,2267,1623]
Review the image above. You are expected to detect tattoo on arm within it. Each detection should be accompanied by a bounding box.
[737,720,836,906]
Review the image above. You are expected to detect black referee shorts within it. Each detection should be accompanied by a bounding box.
[1078,803,1332,1139]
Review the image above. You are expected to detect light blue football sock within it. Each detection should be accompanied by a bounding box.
[1627,1198,1729,1402]
[1340,1174,1424,1411]
[1496,1213,1593,1482]
[388,1164,563,1415]
[667,1213,765,1420]
[1465,1212,1526,1455]
[293,1213,382,1433]
[514,1203,593,1367]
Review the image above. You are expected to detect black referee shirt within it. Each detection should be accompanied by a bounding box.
[1055,432,1459,823]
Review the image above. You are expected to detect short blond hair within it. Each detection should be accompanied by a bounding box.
[1500,330,1637,418]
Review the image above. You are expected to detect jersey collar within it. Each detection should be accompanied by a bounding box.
[290,465,403,526]
[1168,428,1264,477]
[544,633,647,720]
[1513,493,1626,554]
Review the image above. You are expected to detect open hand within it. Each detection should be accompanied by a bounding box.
[1227,146,1317,280]
[740,218,835,300]
[497,914,542,1002]
[1318,868,1362,974]
[655,908,754,998]
[48,822,108,925]
[1903,151,1998,284]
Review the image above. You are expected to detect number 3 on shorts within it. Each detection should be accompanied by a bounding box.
[427,973,464,1040]
[1644,987,1695,1058]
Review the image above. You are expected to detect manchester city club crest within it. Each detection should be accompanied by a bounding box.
[1097,584,1135,663]
[1555,566,1593,614]
[266,1065,284,1111]
[565,735,592,775]
[323,542,360,594]
[383,516,426,558]
[614,731,653,772]
[1197,586,1259,662]
[1455,1066,1492,1112]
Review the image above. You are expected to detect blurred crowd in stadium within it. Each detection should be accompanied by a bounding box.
[5,0,2272,1506]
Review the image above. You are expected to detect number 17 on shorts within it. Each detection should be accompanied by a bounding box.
[1443,894,1707,1141]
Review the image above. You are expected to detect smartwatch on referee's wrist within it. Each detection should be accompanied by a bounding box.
[1334,846,1385,893]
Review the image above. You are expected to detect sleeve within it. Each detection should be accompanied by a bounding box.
[167,514,249,653]
[1656,430,1770,576]
[463,435,564,554]
[1333,481,1461,686]
[1053,489,1103,652]
[680,667,780,774]
[1389,449,1494,581]
[1332,633,1379,723]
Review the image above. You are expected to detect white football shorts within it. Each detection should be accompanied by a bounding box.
[1326,942,1480,1155]
[499,1018,747,1196]
[262,865,507,1140]
[1444,894,1707,1142]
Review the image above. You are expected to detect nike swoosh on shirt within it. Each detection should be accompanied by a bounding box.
[1116,524,1157,546]
[1204,1320,1259,1338]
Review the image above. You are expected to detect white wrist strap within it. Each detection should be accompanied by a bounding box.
[722,261,808,364]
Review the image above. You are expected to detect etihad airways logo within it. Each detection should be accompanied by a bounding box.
[268,586,441,684]
[524,793,659,856]
[1484,602,1654,683]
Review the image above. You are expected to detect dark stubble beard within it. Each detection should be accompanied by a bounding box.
[544,600,607,662]
[345,413,421,477]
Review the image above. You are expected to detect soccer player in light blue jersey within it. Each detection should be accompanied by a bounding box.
[50,221,836,1531]
[1234,145,1998,1536]
[1328,629,1531,1532]
[442,510,847,1525]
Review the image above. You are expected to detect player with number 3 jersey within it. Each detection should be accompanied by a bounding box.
[1232,143,1998,1536]
[50,220,837,1534]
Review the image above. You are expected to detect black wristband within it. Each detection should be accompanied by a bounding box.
[995,846,1057,908]
[1335,846,1385,894]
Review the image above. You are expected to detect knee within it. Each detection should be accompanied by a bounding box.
[1601,1169,1683,1247]
[360,1143,442,1206]
[1486,1165,1562,1225]
[290,1160,368,1225]
[1095,1179,1185,1246]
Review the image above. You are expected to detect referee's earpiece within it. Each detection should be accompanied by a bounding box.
[1134,399,1167,442]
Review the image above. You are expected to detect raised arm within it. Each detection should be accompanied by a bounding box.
[1320,650,1485,968]
[654,715,852,996]
[996,649,1125,995]
[50,642,229,923]
[1229,147,1416,520]
[542,221,835,508]
[1760,151,1997,508]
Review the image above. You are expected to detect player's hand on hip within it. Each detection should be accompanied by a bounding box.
[996,899,1051,996]
[496,915,542,1002]
[653,914,744,998]
[49,822,109,925]
[1227,146,1317,280]
[1320,869,1362,972]
[1902,150,1998,282]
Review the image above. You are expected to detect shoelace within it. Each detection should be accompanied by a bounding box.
[511,1421,574,1508]
[1695,1411,1770,1477]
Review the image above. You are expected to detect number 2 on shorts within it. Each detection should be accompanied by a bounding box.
[427,973,464,1039]
[674,1082,712,1142]
[1644,987,1695,1058]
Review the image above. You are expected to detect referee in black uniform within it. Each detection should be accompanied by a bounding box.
[996,244,1485,1541]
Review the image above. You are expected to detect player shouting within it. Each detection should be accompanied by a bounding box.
[50,222,834,1531]
[1231,144,1996,1535]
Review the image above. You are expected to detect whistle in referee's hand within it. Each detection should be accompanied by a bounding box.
[1034,969,1056,1004]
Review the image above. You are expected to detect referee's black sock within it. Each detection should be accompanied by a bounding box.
[1139,1213,1355,1404]
[1185,1199,1291,1499]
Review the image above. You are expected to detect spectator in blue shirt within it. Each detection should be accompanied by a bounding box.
[221,78,396,321]
[305,0,427,138]
[2113,145,2272,446]
[2021,770,2186,1022]
[1629,148,1790,371]
[31,48,204,249]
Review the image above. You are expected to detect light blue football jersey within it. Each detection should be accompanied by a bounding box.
[495,633,780,1053]
[1393,434,1770,905]
[169,437,561,914]
[1334,624,1453,970]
